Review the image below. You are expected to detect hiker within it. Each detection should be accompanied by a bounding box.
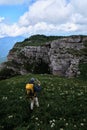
[25,78,42,111]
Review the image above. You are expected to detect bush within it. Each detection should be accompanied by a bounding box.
[79,63,87,79]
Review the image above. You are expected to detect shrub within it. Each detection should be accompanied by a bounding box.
[79,63,87,79]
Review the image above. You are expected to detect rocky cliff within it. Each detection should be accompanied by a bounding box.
[0,35,87,79]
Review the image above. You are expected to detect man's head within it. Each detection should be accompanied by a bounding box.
[29,78,35,84]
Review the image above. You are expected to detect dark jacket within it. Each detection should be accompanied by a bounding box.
[34,85,42,92]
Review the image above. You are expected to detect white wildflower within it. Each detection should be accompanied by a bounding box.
[47,104,50,107]
[83,118,86,122]
[37,123,40,126]
[50,119,56,128]
[49,120,52,124]
[2,96,8,100]
[65,123,68,126]
[78,92,83,96]
[60,128,64,130]
[35,117,38,120]
[51,122,55,128]
[74,124,76,128]
[63,118,66,121]
[19,96,22,99]
[59,118,62,120]
[65,91,68,94]
[80,123,84,126]
[8,115,13,119]
[53,119,56,122]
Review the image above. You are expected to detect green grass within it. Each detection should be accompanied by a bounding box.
[0,74,87,130]
[79,63,87,80]
[13,35,63,48]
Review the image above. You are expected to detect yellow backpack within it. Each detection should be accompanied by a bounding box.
[26,83,34,95]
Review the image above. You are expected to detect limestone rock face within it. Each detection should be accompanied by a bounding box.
[48,36,86,77]
[0,35,87,78]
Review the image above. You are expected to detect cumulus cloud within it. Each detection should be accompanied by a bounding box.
[17,0,87,36]
[0,23,27,37]
[19,0,72,26]
[0,0,87,38]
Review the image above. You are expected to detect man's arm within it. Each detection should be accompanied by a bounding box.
[34,84,42,92]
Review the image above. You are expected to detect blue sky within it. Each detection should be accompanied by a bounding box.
[0,0,34,23]
[0,5,28,23]
[0,0,87,38]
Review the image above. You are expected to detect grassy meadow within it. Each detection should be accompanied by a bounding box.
[0,74,87,130]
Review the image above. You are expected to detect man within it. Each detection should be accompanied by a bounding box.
[25,78,42,111]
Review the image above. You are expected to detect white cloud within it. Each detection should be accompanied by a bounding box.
[0,23,28,37]
[17,0,87,36]
[19,0,72,25]
[71,0,87,16]
[0,0,32,5]
[0,0,87,38]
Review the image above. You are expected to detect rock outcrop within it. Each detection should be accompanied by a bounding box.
[0,35,87,78]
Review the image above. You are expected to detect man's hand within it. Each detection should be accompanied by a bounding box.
[38,83,40,86]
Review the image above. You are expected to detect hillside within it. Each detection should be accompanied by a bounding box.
[0,34,87,80]
[0,35,87,130]
[0,74,87,130]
